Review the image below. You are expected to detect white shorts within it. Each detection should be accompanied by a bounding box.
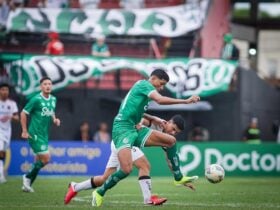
[106,141,144,169]
[0,140,9,151]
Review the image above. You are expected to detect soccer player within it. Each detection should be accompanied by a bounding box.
[0,82,19,183]
[20,77,61,192]
[92,69,200,207]
[64,114,196,205]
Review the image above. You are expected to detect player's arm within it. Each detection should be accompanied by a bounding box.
[142,113,166,127]
[149,91,200,105]
[20,111,29,139]
[11,112,19,122]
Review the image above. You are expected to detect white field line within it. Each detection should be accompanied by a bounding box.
[73,195,280,209]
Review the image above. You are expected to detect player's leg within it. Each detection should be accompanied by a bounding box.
[65,141,120,204]
[22,139,49,192]
[64,168,117,204]
[137,128,183,180]
[96,147,132,197]
[0,137,10,183]
[139,128,198,184]
[132,147,167,205]
[92,148,132,207]
[92,126,137,207]
[0,140,7,183]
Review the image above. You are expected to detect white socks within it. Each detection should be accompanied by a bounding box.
[138,177,152,204]
[74,179,92,192]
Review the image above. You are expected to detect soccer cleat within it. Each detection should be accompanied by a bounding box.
[174,175,199,186]
[0,177,7,184]
[64,182,78,204]
[22,175,34,193]
[92,190,103,207]
[148,195,167,205]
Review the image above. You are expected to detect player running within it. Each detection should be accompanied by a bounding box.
[20,77,61,192]
[92,69,200,207]
[64,114,197,205]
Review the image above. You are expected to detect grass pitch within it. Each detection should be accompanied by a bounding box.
[0,176,279,210]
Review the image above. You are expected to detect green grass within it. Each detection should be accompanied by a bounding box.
[0,176,280,210]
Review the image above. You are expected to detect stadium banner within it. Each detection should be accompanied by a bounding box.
[1,53,238,98]
[7,141,111,176]
[6,2,208,37]
[7,141,279,176]
[142,142,280,177]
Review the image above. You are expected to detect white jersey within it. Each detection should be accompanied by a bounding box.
[150,123,163,132]
[106,122,162,169]
[0,99,18,142]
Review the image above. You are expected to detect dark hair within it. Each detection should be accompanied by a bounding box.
[0,82,10,88]
[40,76,52,84]
[150,69,169,82]
[171,114,185,131]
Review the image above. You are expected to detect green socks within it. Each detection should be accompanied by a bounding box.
[97,170,129,196]
[166,143,183,181]
[26,160,44,184]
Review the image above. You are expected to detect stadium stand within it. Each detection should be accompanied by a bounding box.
[144,0,185,8]
[98,0,121,9]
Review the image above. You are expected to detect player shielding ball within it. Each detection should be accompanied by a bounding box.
[92,69,200,207]
[64,114,197,205]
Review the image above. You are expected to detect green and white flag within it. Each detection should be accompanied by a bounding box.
[1,54,238,98]
[6,2,208,37]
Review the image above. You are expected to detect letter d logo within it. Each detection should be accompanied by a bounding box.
[178,145,201,174]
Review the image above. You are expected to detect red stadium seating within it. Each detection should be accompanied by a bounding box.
[98,0,121,9]
[144,0,185,8]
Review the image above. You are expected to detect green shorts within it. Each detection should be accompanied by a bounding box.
[112,120,139,151]
[28,133,49,154]
[134,126,153,148]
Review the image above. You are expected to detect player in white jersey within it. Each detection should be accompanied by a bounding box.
[64,114,196,205]
[0,82,19,183]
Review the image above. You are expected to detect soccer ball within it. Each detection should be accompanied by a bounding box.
[205,164,225,184]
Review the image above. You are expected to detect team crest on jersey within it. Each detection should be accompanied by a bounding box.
[122,138,129,144]
[41,145,47,151]
[144,105,148,111]
[51,101,55,107]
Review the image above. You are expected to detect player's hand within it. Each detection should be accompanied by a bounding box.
[186,95,200,104]
[21,131,29,139]
[135,123,142,130]
[152,116,166,128]
[53,118,61,126]
[184,183,196,191]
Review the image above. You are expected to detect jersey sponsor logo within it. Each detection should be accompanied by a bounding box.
[41,107,54,117]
